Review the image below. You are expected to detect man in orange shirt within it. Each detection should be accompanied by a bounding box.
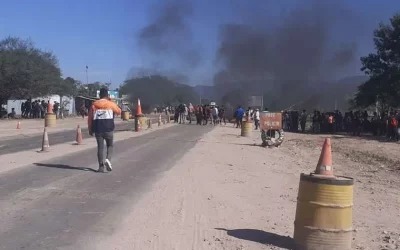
[88,88,122,173]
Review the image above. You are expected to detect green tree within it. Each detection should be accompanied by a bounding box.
[353,13,400,111]
[76,81,110,97]
[0,36,61,103]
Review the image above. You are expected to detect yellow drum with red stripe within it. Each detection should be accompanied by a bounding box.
[294,173,354,250]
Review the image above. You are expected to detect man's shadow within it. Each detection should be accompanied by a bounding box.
[34,163,98,172]
[215,228,295,249]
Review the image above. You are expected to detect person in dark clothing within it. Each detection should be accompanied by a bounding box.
[196,105,203,125]
[40,100,45,118]
[21,102,26,118]
[174,107,179,123]
[371,112,380,136]
[300,110,307,133]
[53,101,59,119]
[203,105,209,125]
[8,108,16,119]
[312,111,320,133]
[353,114,362,136]
[219,105,226,125]
[388,112,398,141]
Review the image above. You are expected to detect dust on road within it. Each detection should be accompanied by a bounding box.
[92,126,400,250]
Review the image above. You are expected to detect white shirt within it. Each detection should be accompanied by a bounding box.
[254,110,260,120]
[212,107,218,116]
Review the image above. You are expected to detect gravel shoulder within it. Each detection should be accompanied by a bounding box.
[93,126,400,250]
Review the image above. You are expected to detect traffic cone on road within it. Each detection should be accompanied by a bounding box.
[40,127,50,152]
[314,138,333,177]
[16,121,21,129]
[75,125,83,145]
[136,98,143,116]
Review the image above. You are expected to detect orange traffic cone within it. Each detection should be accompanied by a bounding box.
[76,125,83,145]
[16,121,21,129]
[40,127,50,152]
[136,98,143,117]
[314,138,333,176]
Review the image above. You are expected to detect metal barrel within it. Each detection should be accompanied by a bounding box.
[139,117,147,128]
[44,113,57,127]
[241,121,252,137]
[134,117,141,132]
[166,111,171,123]
[122,111,130,121]
[294,173,354,250]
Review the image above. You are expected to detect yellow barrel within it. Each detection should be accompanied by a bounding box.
[166,111,170,123]
[241,121,252,137]
[294,173,354,250]
[44,113,56,127]
[122,111,130,121]
[139,116,147,128]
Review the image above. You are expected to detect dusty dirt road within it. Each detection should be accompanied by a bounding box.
[0,124,211,250]
[90,126,400,250]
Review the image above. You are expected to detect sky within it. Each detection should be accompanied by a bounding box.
[0,0,399,89]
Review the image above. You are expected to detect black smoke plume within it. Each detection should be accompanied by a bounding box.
[137,0,200,73]
[214,0,361,110]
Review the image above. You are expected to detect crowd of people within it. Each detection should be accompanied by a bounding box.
[167,104,264,130]
[168,103,400,142]
[283,109,400,141]
[171,103,227,126]
[19,99,60,119]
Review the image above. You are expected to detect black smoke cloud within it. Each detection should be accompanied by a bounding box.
[214,0,362,109]
[137,0,200,72]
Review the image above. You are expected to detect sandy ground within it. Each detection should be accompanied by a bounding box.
[1,123,176,174]
[91,125,400,250]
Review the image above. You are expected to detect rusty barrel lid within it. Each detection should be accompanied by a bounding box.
[300,173,354,186]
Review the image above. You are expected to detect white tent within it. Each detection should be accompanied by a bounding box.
[7,95,75,116]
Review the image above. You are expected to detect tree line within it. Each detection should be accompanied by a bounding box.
[1,12,399,113]
[0,36,110,106]
[119,74,199,112]
[352,13,400,112]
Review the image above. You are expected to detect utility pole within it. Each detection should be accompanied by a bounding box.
[85,65,89,85]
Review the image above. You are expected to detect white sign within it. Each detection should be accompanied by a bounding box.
[96,90,119,99]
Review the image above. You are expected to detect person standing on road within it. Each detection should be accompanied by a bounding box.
[219,105,226,125]
[234,106,244,128]
[300,110,307,133]
[212,105,219,125]
[88,88,122,173]
[254,108,260,130]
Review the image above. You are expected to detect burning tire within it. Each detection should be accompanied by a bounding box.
[261,129,285,147]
